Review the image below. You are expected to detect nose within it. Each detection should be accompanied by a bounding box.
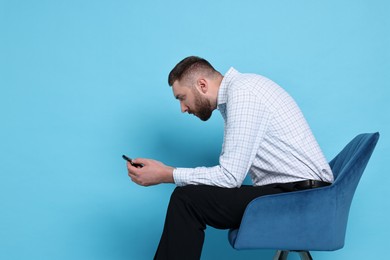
[180,102,188,113]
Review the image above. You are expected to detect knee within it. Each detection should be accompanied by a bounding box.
[170,185,197,203]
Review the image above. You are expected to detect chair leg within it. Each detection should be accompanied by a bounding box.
[273,250,289,260]
[273,250,313,260]
[297,251,313,260]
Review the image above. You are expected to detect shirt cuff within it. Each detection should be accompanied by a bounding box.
[173,167,191,186]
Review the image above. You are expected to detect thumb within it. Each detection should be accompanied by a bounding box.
[132,158,148,166]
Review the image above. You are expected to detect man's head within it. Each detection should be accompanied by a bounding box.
[168,56,223,121]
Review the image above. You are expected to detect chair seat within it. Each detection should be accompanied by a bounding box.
[229,185,341,251]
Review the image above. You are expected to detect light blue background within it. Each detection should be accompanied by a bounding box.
[1,0,389,259]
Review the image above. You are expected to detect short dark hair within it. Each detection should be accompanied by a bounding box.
[168,56,218,86]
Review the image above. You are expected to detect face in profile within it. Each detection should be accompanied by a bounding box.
[172,81,213,121]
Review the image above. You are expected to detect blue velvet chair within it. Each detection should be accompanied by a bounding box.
[228,132,380,260]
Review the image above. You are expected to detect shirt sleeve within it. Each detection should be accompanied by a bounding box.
[173,85,272,188]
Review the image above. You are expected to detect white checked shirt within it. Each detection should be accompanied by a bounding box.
[173,68,334,188]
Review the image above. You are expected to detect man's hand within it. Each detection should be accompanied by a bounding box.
[127,158,174,186]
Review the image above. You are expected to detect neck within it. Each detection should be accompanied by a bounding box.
[210,74,223,110]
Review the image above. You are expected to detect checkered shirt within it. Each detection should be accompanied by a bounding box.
[173,68,334,187]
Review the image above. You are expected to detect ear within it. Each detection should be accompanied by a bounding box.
[197,78,208,94]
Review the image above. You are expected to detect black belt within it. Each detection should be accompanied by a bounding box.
[292,180,331,190]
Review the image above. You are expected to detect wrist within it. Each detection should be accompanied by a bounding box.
[162,166,175,183]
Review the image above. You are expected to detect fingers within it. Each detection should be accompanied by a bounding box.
[127,162,141,176]
[128,166,141,185]
[127,170,151,187]
[125,158,158,187]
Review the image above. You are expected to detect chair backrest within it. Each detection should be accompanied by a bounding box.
[329,132,379,244]
[330,132,379,182]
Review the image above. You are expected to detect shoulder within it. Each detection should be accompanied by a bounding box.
[227,72,281,101]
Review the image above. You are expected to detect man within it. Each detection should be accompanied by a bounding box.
[126,56,334,260]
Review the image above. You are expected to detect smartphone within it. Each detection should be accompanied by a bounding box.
[122,155,144,168]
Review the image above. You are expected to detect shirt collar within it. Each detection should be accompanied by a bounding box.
[217,67,238,108]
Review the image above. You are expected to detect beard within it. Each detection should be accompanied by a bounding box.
[190,88,213,121]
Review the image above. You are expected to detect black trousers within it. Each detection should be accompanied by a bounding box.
[154,183,307,260]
